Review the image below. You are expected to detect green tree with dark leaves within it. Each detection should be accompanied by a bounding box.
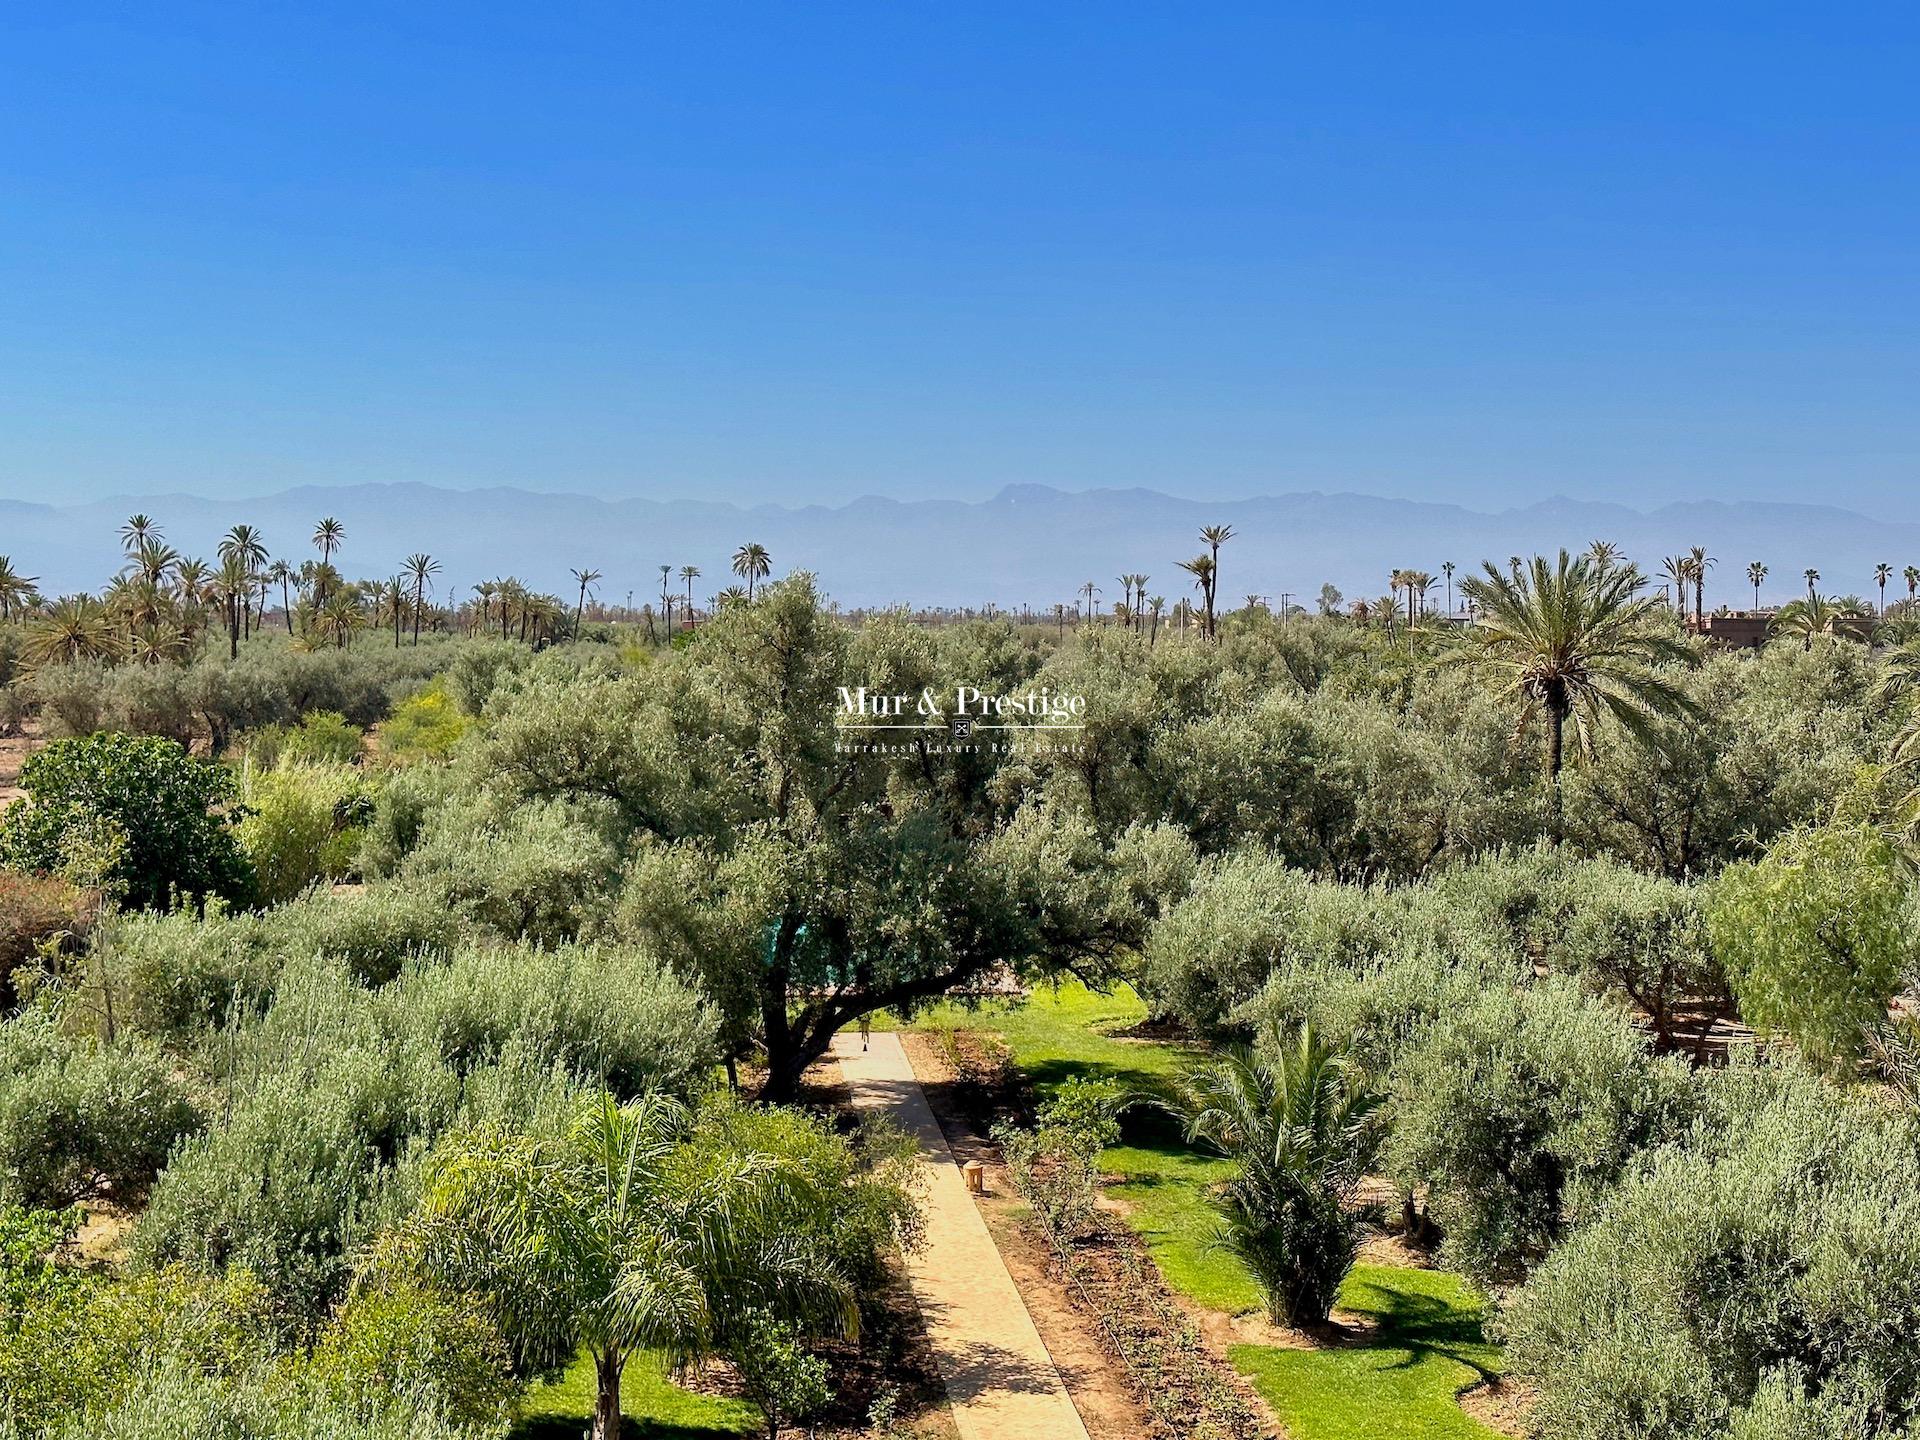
[0,733,251,910]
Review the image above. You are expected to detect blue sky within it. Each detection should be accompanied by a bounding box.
[2,5,1918,515]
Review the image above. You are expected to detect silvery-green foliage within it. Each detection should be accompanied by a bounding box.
[1507,1057,1920,1440]
[1386,977,1693,1284]
[0,1012,202,1210]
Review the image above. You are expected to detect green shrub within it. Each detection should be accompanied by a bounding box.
[355,764,461,878]
[25,662,111,739]
[0,1224,278,1435]
[0,1012,202,1209]
[1386,978,1691,1283]
[259,886,462,987]
[729,1306,831,1438]
[132,1039,455,1324]
[308,1281,513,1428]
[445,641,528,717]
[376,679,469,764]
[96,906,280,1044]
[236,761,370,904]
[100,663,196,748]
[1507,1058,1920,1440]
[1137,853,1310,1034]
[1708,822,1911,1067]
[0,733,252,909]
[1547,860,1728,1054]
[396,800,620,947]
[24,1359,491,1440]
[394,941,717,1097]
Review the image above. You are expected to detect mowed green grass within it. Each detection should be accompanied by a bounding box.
[1233,1265,1503,1440]
[512,1349,760,1440]
[920,981,1502,1439]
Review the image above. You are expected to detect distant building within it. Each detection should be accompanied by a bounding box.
[1685,611,1774,650]
[1685,609,1875,650]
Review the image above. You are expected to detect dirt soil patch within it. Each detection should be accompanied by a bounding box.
[0,719,40,807]
[1458,1376,1537,1438]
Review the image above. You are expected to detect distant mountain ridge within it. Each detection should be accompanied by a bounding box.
[4,481,1917,611]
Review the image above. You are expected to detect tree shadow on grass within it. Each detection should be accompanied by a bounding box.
[1023,1055,1172,1101]
[1337,1271,1501,1387]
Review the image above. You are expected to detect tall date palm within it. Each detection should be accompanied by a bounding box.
[731,542,771,600]
[1451,551,1696,837]
[571,566,602,638]
[404,552,440,644]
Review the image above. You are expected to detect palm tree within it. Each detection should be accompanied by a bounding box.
[1585,540,1621,574]
[0,557,37,621]
[1660,554,1693,614]
[1199,525,1234,638]
[679,566,701,631]
[219,525,269,638]
[403,553,440,644]
[1442,560,1457,617]
[1177,557,1214,638]
[214,553,252,660]
[23,596,125,667]
[265,560,297,635]
[1080,580,1101,623]
[311,517,345,602]
[317,590,363,650]
[1403,570,1434,624]
[379,576,409,648]
[731,543,771,600]
[405,1094,800,1440]
[125,536,178,586]
[658,565,675,639]
[1747,561,1767,609]
[571,566,603,637]
[1804,567,1821,603]
[1771,593,1869,652]
[1877,563,1895,617]
[312,516,345,564]
[119,514,159,553]
[1177,1029,1382,1327]
[1687,546,1713,625]
[1148,595,1165,646]
[1907,566,1920,612]
[1451,551,1696,837]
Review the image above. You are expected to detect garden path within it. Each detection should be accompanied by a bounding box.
[833,1031,1093,1440]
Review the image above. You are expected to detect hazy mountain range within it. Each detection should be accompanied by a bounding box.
[5,482,1919,612]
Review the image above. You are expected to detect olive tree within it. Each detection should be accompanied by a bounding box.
[1507,1059,1920,1440]
[1387,978,1691,1283]
[473,576,1192,1098]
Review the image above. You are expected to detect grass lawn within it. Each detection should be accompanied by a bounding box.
[511,1349,761,1440]
[1232,1265,1503,1440]
[923,981,1503,1438]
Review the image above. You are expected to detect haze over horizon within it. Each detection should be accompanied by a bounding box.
[11,478,1920,612]
[3,5,1919,518]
